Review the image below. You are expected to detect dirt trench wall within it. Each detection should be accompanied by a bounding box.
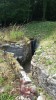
[31,56,56,100]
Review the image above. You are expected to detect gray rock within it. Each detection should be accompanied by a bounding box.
[15,96,31,100]
[37,93,46,100]
[52,74,56,79]
[47,76,56,86]
[15,96,24,100]
[0,87,4,94]
[0,41,32,64]
[31,58,56,99]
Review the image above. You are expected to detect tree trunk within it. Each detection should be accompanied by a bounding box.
[42,0,47,21]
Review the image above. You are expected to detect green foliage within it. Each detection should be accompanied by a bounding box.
[0,58,4,63]
[9,25,24,41]
[0,77,4,85]
[0,93,15,100]
[0,0,56,24]
[0,0,32,24]
[4,85,13,92]
[24,21,56,75]
[24,21,56,38]
[0,51,4,63]
[49,65,56,75]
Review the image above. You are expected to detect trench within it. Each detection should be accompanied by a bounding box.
[0,39,55,99]
[1,38,37,73]
[0,39,40,99]
[20,38,37,73]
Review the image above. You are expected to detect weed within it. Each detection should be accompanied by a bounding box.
[0,77,4,85]
[0,93,15,100]
[9,25,24,41]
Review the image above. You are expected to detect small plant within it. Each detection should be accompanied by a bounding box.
[9,25,24,41]
[45,59,53,66]
[0,58,4,63]
[36,49,42,55]
[0,51,4,63]
[0,77,4,85]
[0,93,15,100]
[4,85,13,92]
[49,65,56,75]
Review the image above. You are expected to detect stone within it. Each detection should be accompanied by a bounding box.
[20,71,31,84]
[47,76,56,86]
[52,74,56,79]
[0,40,32,64]
[37,93,46,100]
[15,96,31,100]
[30,85,37,94]
[15,96,24,100]
[31,57,56,99]
[0,87,4,94]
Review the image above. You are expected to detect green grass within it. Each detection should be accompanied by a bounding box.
[0,21,56,74]
[49,64,56,75]
[0,76,15,100]
[0,21,56,42]
[0,51,4,63]
[0,93,15,100]
[23,21,56,75]
[37,87,53,100]
[0,25,24,42]
[23,21,56,38]
[9,25,24,41]
[0,58,4,63]
[0,77,4,85]
[23,21,56,100]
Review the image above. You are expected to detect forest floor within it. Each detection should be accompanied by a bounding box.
[0,21,56,100]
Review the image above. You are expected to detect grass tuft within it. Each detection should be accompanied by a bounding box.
[9,25,24,41]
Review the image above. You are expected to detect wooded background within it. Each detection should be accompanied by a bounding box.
[0,0,56,25]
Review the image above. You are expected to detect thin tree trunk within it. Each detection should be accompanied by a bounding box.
[42,0,47,21]
[27,0,30,22]
[4,0,6,26]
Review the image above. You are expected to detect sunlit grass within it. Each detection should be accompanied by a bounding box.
[0,77,4,85]
[23,21,56,38]
[0,50,4,63]
[24,21,56,75]
[0,21,56,42]
[0,58,4,63]
[0,25,24,42]
[9,25,24,41]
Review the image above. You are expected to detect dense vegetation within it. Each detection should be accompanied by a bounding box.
[0,0,56,25]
